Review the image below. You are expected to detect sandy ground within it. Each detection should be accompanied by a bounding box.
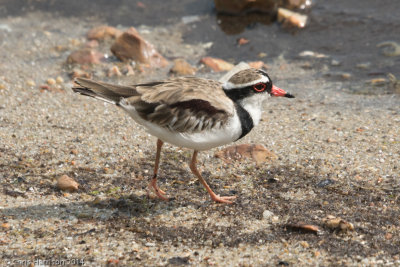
[1,11,400,267]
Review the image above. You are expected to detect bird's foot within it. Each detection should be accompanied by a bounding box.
[210,194,237,204]
[148,181,169,201]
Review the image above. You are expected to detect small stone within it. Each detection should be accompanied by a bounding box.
[47,78,56,85]
[356,62,371,69]
[170,59,196,76]
[67,48,104,65]
[26,79,36,87]
[377,41,400,57]
[108,65,122,77]
[331,59,341,66]
[237,37,249,46]
[277,8,308,28]
[55,76,64,84]
[299,51,328,58]
[111,27,168,68]
[248,61,265,69]
[326,138,337,143]
[145,242,156,247]
[57,175,79,192]
[87,25,122,41]
[70,68,90,79]
[200,57,234,72]
[262,210,274,220]
[385,232,393,240]
[258,52,267,58]
[300,241,310,248]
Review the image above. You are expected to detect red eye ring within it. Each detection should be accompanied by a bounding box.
[253,83,266,92]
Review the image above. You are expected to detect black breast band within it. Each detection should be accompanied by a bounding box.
[235,103,254,140]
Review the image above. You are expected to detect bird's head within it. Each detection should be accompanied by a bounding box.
[222,68,294,101]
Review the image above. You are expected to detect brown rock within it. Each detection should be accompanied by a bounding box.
[57,175,79,192]
[200,57,234,72]
[215,144,278,165]
[214,0,278,14]
[87,25,122,41]
[67,48,104,65]
[170,59,196,76]
[110,27,168,68]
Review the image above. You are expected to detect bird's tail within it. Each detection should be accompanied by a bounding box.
[72,78,139,105]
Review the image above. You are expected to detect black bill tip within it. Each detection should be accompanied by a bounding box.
[284,93,295,98]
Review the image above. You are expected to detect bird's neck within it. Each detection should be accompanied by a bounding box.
[237,95,263,126]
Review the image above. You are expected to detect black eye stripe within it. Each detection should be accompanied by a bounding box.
[223,82,272,102]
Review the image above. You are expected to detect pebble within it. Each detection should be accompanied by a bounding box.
[26,79,36,87]
[377,41,400,57]
[299,50,328,58]
[181,15,201,24]
[277,8,308,28]
[108,66,122,77]
[262,210,274,220]
[145,242,156,247]
[331,59,341,66]
[55,76,64,84]
[200,57,234,72]
[170,59,196,76]
[300,241,310,248]
[356,62,371,69]
[57,175,79,192]
[237,37,249,46]
[67,48,104,65]
[248,61,265,69]
[87,25,122,41]
[47,78,56,85]
[258,52,267,58]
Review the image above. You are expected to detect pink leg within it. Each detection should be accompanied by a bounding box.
[148,139,169,201]
[189,150,236,204]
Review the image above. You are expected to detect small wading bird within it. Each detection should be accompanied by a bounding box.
[72,68,294,203]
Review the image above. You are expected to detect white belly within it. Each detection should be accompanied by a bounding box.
[120,105,242,150]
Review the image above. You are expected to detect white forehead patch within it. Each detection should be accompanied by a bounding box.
[223,76,270,90]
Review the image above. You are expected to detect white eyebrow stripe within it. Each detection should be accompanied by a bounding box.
[222,76,270,90]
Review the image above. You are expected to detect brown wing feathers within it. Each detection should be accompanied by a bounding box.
[73,77,234,133]
[73,78,139,104]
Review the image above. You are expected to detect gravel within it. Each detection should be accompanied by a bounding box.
[1,10,400,267]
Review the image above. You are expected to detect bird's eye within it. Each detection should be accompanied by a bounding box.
[253,83,266,92]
